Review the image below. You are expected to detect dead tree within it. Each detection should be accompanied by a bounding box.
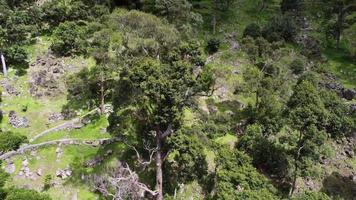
[1,53,7,76]
[92,162,158,200]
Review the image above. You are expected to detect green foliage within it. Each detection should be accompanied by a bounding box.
[0,131,28,153]
[154,0,202,32]
[243,23,261,39]
[213,146,277,199]
[319,89,355,138]
[287,81,329,131]
[292,191,331,200]
[5,188,51,200]
[206,38,220,54]
[43,174,53,191]
[344,23,356,60]
[238,124,289,178]
[262,14,297,42]
[51,21,88,56]
[165,131,208,188]
[290,58,305,75]
[300,36,322,60]
[281,0,302,13]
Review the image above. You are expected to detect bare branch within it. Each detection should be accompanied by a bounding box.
[91,162,158,199]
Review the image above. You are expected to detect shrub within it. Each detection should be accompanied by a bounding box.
[0,131,28,153]
[262,14,297,42]
[243,23,261,39]
[206,38,220,54]
[300,36,322,60]
[290,58,305,75]
[5,188,51,200]
[43,175,52,191]
[51,21,88,56]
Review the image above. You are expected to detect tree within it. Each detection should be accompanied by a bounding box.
[321,0,356,49]
[286,81,329,197]
[51,21,88,56]
[154,0,202,32]
[243,23,262,39]
[290,58,305,75]
[213,145,277,200]
[344,23,356,59]
[109,46,214,199]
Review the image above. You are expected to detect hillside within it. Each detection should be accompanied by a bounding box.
[0,0,355,200]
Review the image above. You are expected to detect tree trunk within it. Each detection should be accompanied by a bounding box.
[1,53,7,77]
[155,133,164,200]
[289,132,303,198]
[100,71,105,115]
[259,0,266,13]
[212,15,216,35]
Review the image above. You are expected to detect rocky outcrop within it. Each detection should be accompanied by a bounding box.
[323,74,356,100]
[8,111,29,128]
[56,168,72,179]
[29,53,67,98]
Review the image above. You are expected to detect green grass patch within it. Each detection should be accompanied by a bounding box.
[324,48,356,88]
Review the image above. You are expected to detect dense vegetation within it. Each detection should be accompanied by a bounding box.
[0,0,355,200]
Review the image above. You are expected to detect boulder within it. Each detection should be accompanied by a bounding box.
[342,88,356,100]
[8,111,29,128]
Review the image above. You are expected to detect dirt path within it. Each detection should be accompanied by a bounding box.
[0,137,118,160]
[30,108,99,142]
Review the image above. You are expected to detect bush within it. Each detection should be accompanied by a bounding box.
[292,191,331,200]
[243,23,261,39]
[262,14,297,42]
[51,21,88,56]
[5,188,51,200]
[206,38,220,54]
[0,131,28,153]
[43,175,52,191]
[300,36,322,60]
[290,58,305,75]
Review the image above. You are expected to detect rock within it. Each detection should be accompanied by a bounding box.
[5,162,16,174]
[30,150,37,156]
[55,147,62,153]
[103,149,113,157]
[22,159,29,167]
[342,88,356,100]
[29,53,68,98]
[48,112,63,123]
[350,104,356,114]
[56,168,72,179]
[36,168,42,176]
[100,128,107,134]
[84,157,103,167]
[8,111,29,128]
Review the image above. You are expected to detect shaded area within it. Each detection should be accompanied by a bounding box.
[321,172,356,200]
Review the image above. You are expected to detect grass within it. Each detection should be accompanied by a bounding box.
[5,144,102,200]
[324,48,356,89]
[33,116,110,144]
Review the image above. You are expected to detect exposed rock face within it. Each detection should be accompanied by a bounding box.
[29,53,67,98]
[8,111,29,128]
[56,168,72,179]
[0,80,20,96]
[48,112,64,123]
[323,74,356,100]
[342,89,356,100]
[4,159,15,174]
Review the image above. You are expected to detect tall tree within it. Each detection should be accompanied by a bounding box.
[321,0,356,49]
[286,81,329,197]
[109,44,214,199]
